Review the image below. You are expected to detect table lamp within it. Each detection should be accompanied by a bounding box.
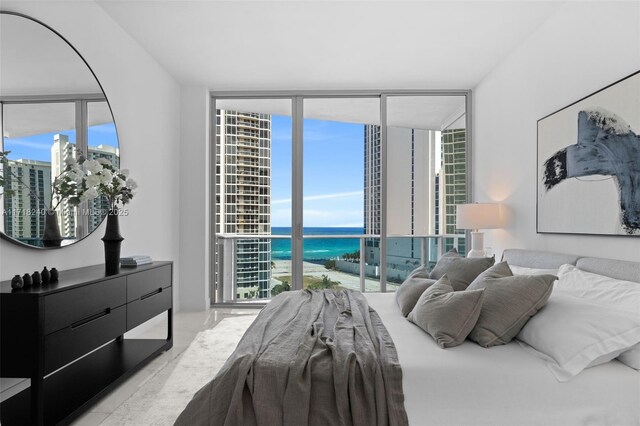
[456,203,503,257]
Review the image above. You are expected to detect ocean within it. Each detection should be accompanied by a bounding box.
[271,227,363,261]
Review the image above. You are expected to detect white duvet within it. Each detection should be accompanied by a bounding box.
[365,292,640,426]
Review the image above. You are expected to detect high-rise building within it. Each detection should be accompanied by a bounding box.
[51,134,120,237]
[215,110,271,300]
[364,125,381,236]
[363,125,439,280]
[87,144,119,231]
[2,158,51,244]
[440,128,467,254]
[51,134,77,237]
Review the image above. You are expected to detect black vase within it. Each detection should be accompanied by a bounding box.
[102,210,124,276]
[22,273,33,287]
[11,275,23,289]
[41,267,51,284]
[50,268,59,282]
[42,209,63,247]
[32,271,41,286]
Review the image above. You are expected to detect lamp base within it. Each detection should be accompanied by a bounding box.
[467,231,485,258]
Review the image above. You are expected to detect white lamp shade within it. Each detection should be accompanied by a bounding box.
[456,203,503,230]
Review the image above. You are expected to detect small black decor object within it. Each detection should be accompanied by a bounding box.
[22,273,33,287]
[102,210,124,276]
[32,271,41,286]
[42,209,63,247]
[50,267,59,282]
[11,275,23,289]
[41,267,51,284]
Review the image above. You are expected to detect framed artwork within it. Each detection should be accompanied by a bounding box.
[537,70,640,237]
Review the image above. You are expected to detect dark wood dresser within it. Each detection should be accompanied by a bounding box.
[0,261,173,425]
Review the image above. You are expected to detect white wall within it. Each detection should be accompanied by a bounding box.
[474,1,640,261]
[0,2,182,298]
[178,86,210,310]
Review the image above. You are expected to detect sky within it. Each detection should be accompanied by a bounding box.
[270,116,365,228]
[3,123,119,162]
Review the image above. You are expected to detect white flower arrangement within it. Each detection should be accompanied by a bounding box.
[54,156,137,210]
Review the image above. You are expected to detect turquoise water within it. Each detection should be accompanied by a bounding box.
[271,227,363,260]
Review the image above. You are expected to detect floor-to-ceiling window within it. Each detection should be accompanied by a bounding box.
[211,92,470,304]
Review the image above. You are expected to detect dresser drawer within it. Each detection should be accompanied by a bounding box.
[44,305,126,374]
[127,265,172,302]
[127,286,172,330]
[44,277,126,335]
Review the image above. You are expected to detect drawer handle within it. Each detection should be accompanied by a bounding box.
[141,287,163,300]
[70,308,111,329]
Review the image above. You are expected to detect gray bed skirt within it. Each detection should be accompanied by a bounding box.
[175,289,408,426]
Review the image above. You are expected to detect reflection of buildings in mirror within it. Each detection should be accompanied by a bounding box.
[3,159,51,245]
[52,134,119,238]
[3,133,119,245]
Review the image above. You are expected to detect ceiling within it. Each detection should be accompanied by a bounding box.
[96,1,564,92]
[217,95,466,130]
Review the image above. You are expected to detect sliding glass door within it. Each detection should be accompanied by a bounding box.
[302,97,381,293]
[213,99,292,302]
[384,95,468,289]
[211,91,470,304]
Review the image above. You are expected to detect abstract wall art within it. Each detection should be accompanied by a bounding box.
[537,71,640,236]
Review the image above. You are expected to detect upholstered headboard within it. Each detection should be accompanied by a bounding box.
[577,257,640,283]
[502,249,640,284]
[501,249,580,269]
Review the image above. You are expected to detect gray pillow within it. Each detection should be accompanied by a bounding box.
[468,261,513,287]
[407,264,430,279]
[407,275,485,348]
[395,276,438,317]
[467,274,556,347]
[429,250,495,291]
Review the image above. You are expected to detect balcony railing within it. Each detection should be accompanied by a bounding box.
[214,233,464,304]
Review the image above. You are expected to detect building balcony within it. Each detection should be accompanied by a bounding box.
[215,233,465,304]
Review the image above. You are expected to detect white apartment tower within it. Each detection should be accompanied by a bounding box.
[215,110,271,300]
[87,144,119,231]
[51,134,77,237]
[51,134,120,238]
[439,127,467,254]
[2,158,51,244]
[363,125,439,279]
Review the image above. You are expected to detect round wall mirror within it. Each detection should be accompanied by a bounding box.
[0,12,119,249]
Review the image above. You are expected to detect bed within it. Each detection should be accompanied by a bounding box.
[365,249,640,426]
[178,249,640,425]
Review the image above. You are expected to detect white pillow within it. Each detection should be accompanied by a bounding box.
[619,344,640,370]
[508,265,559,276]
[517,293,640,381]
[555,264,640,369]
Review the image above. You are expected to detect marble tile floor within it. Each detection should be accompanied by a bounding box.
[70,307,261,426]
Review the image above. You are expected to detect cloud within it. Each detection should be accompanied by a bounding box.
[5,139,52,150]
[272,190,363,205]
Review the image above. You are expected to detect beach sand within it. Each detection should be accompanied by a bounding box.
[270,260,399,293]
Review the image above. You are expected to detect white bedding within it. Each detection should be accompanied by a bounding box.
[365,292,640,426]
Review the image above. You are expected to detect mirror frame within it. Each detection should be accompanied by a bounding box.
[0,11,120,249]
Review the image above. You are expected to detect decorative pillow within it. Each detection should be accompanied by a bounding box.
[555,264,640,370]
[467,273,556,347]
[509,265,559,276]
[395,276,438,317]
[429,249,495,291]
[468,261,513,287]
[407,275,485,348]
[406,264,430,280]
[517,293,640,381]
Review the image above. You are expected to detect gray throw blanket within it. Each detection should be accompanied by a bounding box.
[175,289,408,426]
